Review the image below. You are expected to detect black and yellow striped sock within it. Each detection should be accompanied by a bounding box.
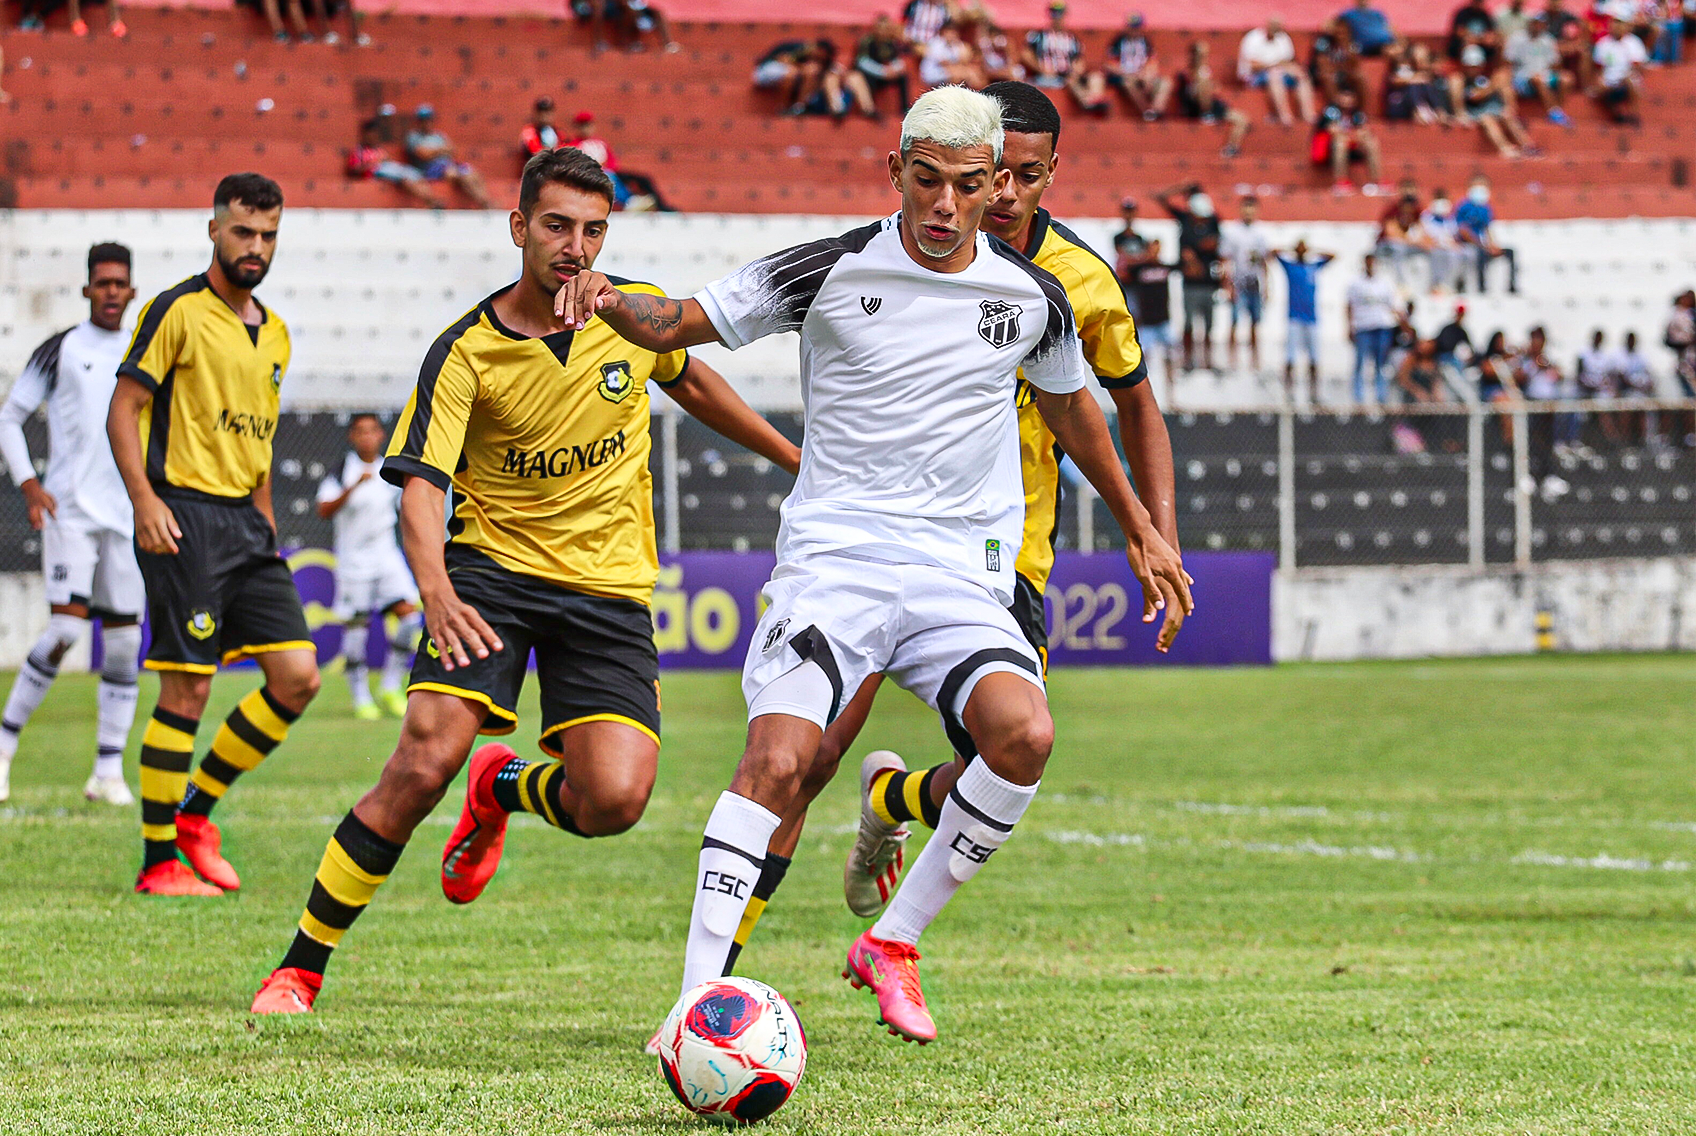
[489,755,584,835]
[180,687,298,818]
[139,708,199,868]
[278,811,406,977]
[722,852,791,975]
[869,764,945,830]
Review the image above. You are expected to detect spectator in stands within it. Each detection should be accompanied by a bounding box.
[1457,43,1538,156]
[1499,0,1536,41]
[1592,17,1647,124]
[1021,1,1109,114]
[521,96,561,158]
[1545,0,1597,88]
[404,106,493,208]
[1238,18,1318,126]
[1449,0,1500,60]
[568,111,673,210]
[1397,338,1452,404]
[1175,41,1252,157]
[1386,41,1453,123]
[856,14,913,112]
[1664,290,1696,445]
[1313,90,1383,193]
[1222,195,1270,369]
[903,0,951,50]
[920,21,987,90]
[754,40,819,113]
[1650,0,1684,64]
[1337,0,1399,56]
[1377,193,1435,286]
[63,0,127,38]
[1455,176,1519,294]
[1475,328,1516,403]
[0,46,8,104]
[1309,19,1364,103]
[1421,188,1467,291]
[803,39,877,117]
[348,117,442,208]
[618,0,679,53]
[1618,329,1661,444]
[968,15,1021,85]
[1506,15,1575,124]
[1435,305,1476,378]
[1517,327,1571,496]
[1274,240,1335,403]
[1159,182,1225,372]
[1106,13,1173,120]
[1347,253,1400,403]
[1126,240,1178,399]
[1112,196,1153,316]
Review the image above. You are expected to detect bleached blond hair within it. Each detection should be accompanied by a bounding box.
[899,85,1004,163]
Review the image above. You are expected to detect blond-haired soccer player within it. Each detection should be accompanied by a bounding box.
[250,148,801,1014]
[557,86,1190,1043]
[109,173,320,897]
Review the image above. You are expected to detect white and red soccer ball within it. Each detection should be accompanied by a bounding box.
[656,977,808,1125]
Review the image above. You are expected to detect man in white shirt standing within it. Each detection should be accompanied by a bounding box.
[1346,252,1401,404]
[1221,194,1271,371]
[558,86,1190,1046]
[1237,18,1317,126]
[315,413,421,720]
[0,243,144,805]
[1592,17,1648,125]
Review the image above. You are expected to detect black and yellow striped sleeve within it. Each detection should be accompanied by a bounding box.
[119,277,202,392]
[383,313,480,491]
[1050,222,1147,390]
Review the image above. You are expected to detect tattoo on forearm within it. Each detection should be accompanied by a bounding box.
[622,293,684,336]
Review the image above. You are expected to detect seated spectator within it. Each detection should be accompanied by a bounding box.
[1421,188,1468,291]
[1309,19,1364,103]
[1591,17,1647,124]
[1175,41,1252,157]
[347,117,442,208]
[1454,176,1518,293]
[1449,0,1500,60]
[920,21,987,89]
[1312,90,1383,192]
[1577,327,1618,397]
[1106,12,1173,120]
[1455,43,1538,156]
[776,39,876,118]
[1337,0,1398,56]
[405,105,493,209]
[1385,42,1452,123]
[1397,338,1452,403]
[903,0,952,50]
[1376,192,1435,285]
[574,0,678,54]
[856,15,913,114]
[1545,0,1597,88]
[1434,304,1475,374]
[1506,15,1574,124]
[966,14,1021,85]
[1475,329,1517,402]
[64,0,127,38]
[1239,18,1318,126]
[1650,0,1684,64]
[1498,0,1535,41]
[1021,1,1109,113]
[521,96,561,158]
[567,111,673,210]
[753,40,816,112]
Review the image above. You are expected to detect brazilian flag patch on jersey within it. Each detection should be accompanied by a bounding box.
[598,361,636,404]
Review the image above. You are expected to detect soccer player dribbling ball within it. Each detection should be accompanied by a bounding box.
[0,242,145,807]
[108,173,321,898]
[557,86,1192,1045]
[250,148,801,1015]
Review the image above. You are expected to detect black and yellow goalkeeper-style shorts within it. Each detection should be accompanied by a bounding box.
[136,487,313,675]
[1008,572,1050,678]
[409,549,662,755]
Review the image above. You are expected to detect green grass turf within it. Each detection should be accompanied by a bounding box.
[1,656,1695,1134]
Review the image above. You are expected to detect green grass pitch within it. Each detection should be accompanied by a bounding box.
[1,656,1694,1134]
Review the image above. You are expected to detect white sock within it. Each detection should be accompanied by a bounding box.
[681,791,781,994]
[95,624,142,780]
[382,612,422,693]
[343,624,372,706]
[871,760,1039,946]
[0,614,87,758]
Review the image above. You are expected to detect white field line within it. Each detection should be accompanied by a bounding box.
[1511,851,1692,872]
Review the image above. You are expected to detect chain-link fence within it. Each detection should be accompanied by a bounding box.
[0,403,1692,573]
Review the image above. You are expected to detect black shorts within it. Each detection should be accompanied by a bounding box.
[137,488,313,675]
[411,549,661,755]
[1008,572,1049,677]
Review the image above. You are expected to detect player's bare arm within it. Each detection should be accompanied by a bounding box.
[106,374,180,555]
[553,274,723,349]
[19,479,57,530]
[397,476,502,671]
[1031,386,1193,651]
[253,478,276,532]
[663,359,801,475]
[1110,382,1180,551]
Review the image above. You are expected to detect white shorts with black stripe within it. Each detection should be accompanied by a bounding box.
[42,512,144,620]
[741,552,1044,758]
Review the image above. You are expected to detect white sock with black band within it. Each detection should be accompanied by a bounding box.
[871,759,1038,946]
[681,790,781,995]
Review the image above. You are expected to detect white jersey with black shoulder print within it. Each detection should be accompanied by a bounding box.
[694,212,1089,603]
[0,321,133,534]
[316,452,404,569]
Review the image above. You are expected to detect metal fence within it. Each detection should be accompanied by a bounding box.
[0,403,1691,574]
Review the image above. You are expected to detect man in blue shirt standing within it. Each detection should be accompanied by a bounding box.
[1275,239,1335,403]
[1337,0,1397,56]
[1454,175,1518,294]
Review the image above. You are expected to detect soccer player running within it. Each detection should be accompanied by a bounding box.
[700,80,1185,998]
[0,243,144,807]
[558,86,1191,1044]
[316,413,422,720]
[108,173,320,897]
[249,148,801,1014]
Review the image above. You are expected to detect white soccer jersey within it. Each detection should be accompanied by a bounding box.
[0,321,133,534]
[316,452,404,571]
[695,213,1089,603]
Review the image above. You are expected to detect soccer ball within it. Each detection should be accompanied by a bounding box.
[656,976,808,1125]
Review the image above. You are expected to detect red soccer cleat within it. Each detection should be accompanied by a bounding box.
[843,930,937,1044]
[250,967,322,1014]
[134,859,223,897]
[175,812,241,891]
[441,743,517,904]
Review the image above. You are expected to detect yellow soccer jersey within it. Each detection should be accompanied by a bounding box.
[1014,210,1147,591]
[119,273,291,499]
[384,279,689,604]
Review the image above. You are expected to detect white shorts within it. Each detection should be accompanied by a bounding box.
[42,517,144,619]
[334,544,417,620]
[742,553,1044,759]
[1286,320,1320,364]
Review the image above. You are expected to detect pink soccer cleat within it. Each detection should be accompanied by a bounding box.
[843,930,936,1044]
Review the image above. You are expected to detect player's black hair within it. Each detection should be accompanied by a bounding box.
[87,242,131,278]
[984,81,1063,150]
[214,172,285,213]
[519,146,616,214]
